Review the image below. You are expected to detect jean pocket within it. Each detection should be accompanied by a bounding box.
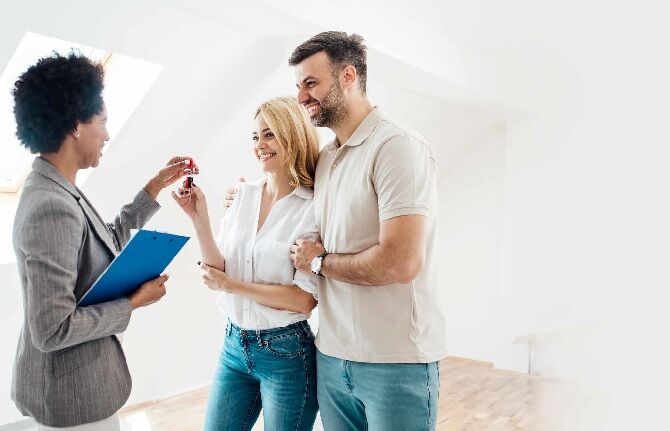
[264,333,305,358]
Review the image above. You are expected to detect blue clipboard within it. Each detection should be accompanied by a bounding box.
[78,229,190,307]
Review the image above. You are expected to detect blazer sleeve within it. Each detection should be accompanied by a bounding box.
[106,189,161,251]
[20,196,133,353]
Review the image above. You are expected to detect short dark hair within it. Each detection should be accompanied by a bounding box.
[12,51,105,154]
[289,31,367,93]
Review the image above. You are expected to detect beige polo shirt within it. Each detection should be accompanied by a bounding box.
[314,107,447,363]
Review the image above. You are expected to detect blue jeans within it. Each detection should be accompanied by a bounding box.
[204,320,318,431]
[316,350,439,431]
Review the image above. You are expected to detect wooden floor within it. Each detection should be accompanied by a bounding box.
[120,357,554,430]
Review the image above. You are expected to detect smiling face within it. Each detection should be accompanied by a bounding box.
[74,105,109,169]
[294,51,348,128]
[252,114,284,174]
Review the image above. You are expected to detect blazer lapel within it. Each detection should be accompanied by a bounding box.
[76,194,118,256]
[31,157,118,256]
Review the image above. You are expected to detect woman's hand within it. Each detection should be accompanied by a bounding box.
[171,184,209,225]
[144,156,195,200]
[201,263,237,293]
[128,274,169,310]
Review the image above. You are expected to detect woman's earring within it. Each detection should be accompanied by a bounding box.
[74,132,80,138]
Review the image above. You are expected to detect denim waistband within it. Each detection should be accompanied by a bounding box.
[227,319,312,341]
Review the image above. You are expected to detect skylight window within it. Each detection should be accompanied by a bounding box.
[0,31,163,192]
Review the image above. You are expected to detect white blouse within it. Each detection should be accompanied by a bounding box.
[215,178,319,330]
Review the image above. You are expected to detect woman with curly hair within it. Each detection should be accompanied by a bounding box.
[172,96,320,431]
[11,52,190,429]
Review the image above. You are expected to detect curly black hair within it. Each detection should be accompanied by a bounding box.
[12,51,105,154]
[288,31,368,93]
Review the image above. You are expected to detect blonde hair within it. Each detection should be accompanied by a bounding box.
[255,96,320,189]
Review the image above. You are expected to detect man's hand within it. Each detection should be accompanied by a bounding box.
[224,177,245,208]
[201,263,236,292]
[128,274,168,310]
[291,239,326,275]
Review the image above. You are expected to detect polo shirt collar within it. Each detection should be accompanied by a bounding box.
[326,106,382,152]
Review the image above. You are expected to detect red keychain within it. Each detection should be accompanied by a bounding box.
[180,157,199,197]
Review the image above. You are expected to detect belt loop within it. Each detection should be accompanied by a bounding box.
[295,321,308,341]
[300,321,311,338]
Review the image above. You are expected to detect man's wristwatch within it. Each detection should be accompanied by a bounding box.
[310,251,329,276]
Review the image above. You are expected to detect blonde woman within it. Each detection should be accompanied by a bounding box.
[172,96,320,431]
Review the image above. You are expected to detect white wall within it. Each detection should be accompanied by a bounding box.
[435,1,670,427]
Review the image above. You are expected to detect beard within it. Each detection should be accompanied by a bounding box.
[311,80,348,128]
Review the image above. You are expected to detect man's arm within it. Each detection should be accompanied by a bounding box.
[292,132,435,286]
[292,214,427,286]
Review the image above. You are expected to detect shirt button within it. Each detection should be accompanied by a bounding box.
[332,163,337,169]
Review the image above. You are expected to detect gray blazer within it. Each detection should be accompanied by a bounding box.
[11,157,160,427]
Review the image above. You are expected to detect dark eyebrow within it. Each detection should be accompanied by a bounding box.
[301,76,316,84]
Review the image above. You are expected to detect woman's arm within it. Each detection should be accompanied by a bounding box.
[201,264,317,315]
[106,189,160,249]
[230,280,317,315]
[107,158,191,249]
[21,196,133,352]
[172,184,225,270]
[192,216,225,271]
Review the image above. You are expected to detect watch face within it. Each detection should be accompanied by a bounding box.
[310,257,321,274]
